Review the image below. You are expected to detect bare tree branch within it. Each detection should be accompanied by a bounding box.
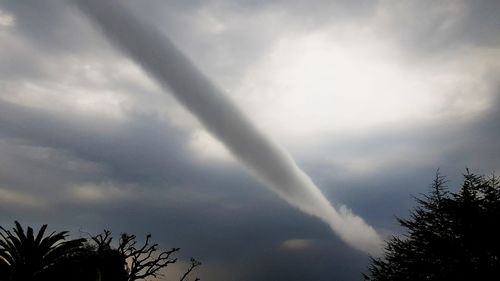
[179,258,202,281]
[91,231,198,281]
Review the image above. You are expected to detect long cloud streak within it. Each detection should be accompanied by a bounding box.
[72,0,382,254]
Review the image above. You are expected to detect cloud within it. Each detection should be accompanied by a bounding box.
[188,129,234,162]
[0,8,14,27]
[67,182,131,203]
[73,0,382,254]
[373,0,500,55]
[0,188,44,209]
[281,239,314,251]
[0,0,499,280]
[237,10,499,145]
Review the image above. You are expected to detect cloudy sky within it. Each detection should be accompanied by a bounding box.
[1,0,499,280]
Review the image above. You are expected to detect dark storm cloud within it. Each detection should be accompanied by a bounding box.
[0,103,369,280]
[72,0,381,253]
[54,189,362,281]
[0,99,194,185]
[450,83,500,173]
[300,81,500,232]
[0,0,383,278]
[1,0,500,281]
[40,177,368,281]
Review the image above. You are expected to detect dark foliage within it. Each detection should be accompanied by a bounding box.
[364,170,500,281]
[0,221,86,281]
[0,224,200,281]
[89,230,201,281]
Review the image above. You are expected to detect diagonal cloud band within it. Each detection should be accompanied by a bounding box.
[72,0,382,254]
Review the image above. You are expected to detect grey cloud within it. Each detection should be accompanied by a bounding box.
[47,188,367,281]
[299,83,500,231]
[0,139,104,194]
[0,99,195,185]
[461,0,500,46]
[73,0,381,254]
[1,0,500,280]
[0,0,121,87]
[449,85,500,173]
[123,0,378,90]
[377,0,500,56]
[1,141,368,281]
[0,0,108,55]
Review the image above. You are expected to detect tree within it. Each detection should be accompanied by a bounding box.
[0,221,85,281]
[89,230,201,281]
[0,223,201,281]
[364,170,500,281]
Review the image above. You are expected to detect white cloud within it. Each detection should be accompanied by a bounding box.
[0,187,44,208]
[236,24,498,144]
[0,9,15,27]
[67,182,131,203]
[188,129,234,163]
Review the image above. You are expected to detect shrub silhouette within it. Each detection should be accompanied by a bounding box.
[364,170,500,281]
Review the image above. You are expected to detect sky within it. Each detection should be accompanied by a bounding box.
[1,0,500,280]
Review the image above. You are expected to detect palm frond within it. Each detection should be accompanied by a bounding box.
[34,225,48,245]
[0,222,87,279]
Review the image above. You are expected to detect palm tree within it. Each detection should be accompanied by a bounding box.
[0,221,85,281]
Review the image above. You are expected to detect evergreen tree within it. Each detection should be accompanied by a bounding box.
[364,170,500,281]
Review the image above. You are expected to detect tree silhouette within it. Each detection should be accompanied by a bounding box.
[364,170,500,281]
[0,221,85,281]
[89,230,201,281]
[0,224,201,281]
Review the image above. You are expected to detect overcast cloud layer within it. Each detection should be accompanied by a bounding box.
[1,1,499,280]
